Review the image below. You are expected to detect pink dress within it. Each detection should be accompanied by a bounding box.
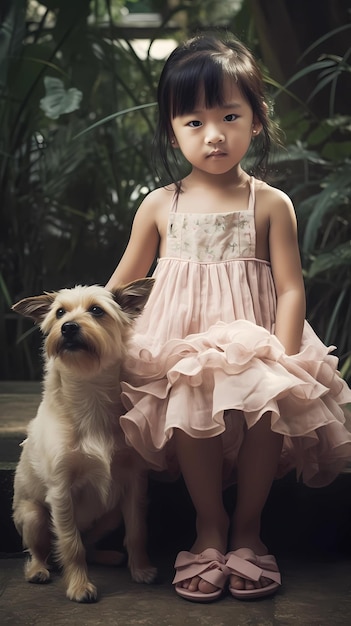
[120,177,351,487]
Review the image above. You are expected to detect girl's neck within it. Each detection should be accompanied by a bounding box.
[174,167,252,214]
[181,165,249,192]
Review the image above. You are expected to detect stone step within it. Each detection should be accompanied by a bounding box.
[1,382,351,558]
[2,465,351,557]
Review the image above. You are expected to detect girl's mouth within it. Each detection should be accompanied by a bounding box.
[207,150,226,158]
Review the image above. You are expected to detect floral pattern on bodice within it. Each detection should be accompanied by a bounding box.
[166,211,256,262]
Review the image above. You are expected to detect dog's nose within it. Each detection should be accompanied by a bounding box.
[61,321,80,338]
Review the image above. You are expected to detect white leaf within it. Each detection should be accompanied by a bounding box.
[40,76,82,120]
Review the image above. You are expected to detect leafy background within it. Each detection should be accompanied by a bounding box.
[1,0,350,382]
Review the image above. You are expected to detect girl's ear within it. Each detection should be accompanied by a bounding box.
[170,136,179,148]
[252,101,268,137]
[251,120,263,137]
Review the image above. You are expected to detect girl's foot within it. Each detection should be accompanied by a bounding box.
[173,548,229,602]
[177,515,229,596]
[228,535,273,592]
[226,548,281,599]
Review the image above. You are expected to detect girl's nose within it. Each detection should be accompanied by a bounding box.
[205,127,225,144]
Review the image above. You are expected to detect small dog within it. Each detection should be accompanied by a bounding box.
[12,280,157,602]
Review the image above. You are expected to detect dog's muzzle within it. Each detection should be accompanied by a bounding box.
[60,321,86,351]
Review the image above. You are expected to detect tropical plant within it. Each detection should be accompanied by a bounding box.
[1,1,350,383]
[273,25,351,382]
[0,0,163,379]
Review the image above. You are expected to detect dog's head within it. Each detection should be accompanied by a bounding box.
[12,279,154,377]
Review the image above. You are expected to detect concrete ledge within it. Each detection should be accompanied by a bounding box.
[1,383,351,559]
[2,467,351,558]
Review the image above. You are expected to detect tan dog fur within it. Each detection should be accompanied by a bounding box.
[12,280,156,602]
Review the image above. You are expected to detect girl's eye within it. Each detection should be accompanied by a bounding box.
[56,308,65,318]
[224,113,238,122]
[89,305,105,317]
[188,120,202,128]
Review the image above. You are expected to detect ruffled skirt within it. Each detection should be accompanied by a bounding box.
[120,258,351,487]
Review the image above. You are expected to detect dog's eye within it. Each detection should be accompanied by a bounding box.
[89,305,105,317]
[56,308,65,318]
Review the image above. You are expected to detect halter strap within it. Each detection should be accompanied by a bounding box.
[248,176,255,213]
[170,187,180,213]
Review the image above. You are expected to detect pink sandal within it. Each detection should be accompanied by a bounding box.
[226,548,281,599]
[173,548,229,602]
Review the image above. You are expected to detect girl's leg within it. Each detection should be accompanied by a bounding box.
[174,429,229,594]
[229,412,283,591]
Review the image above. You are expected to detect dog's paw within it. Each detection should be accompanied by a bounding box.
[25,562,51,584]
[131,565,158,584]
[66,581,98,603]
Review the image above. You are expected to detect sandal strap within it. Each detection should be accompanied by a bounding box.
[226,549,281,586]
[173,548,229,590]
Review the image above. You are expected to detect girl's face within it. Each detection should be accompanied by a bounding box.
[170,78,261,177]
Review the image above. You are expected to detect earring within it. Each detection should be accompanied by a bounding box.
[252,129,257,135]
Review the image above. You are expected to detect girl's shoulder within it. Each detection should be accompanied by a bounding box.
[255,178,292,204]
[139,184,176,213]
[254,179,295,218]
[134,185,176,238]
[145,184,177,202]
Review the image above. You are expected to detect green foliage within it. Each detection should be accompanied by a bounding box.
[274,25,351,382]
[1,2,350,385]
[0,0,162,378]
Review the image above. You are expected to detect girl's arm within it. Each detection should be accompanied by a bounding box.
[105,191,161,290]
[268,192,306,356]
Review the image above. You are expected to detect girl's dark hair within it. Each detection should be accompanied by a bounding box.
[152,33,280,188]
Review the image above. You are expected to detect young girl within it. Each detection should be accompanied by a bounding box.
[106,34,351,602]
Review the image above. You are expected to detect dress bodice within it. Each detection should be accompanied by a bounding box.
[166,211,256,262]
[166,177,256,262]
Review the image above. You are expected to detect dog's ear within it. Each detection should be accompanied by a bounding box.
[112,278,155,319]
[12,292,57,323]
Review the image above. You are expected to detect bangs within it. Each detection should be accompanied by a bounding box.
[168,54,236,117]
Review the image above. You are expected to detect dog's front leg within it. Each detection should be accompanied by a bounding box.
[121,470,157,584]
[48,485,97,603]
[14,499,52,584]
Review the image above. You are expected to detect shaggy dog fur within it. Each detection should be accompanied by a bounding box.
[12,280,157,602]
